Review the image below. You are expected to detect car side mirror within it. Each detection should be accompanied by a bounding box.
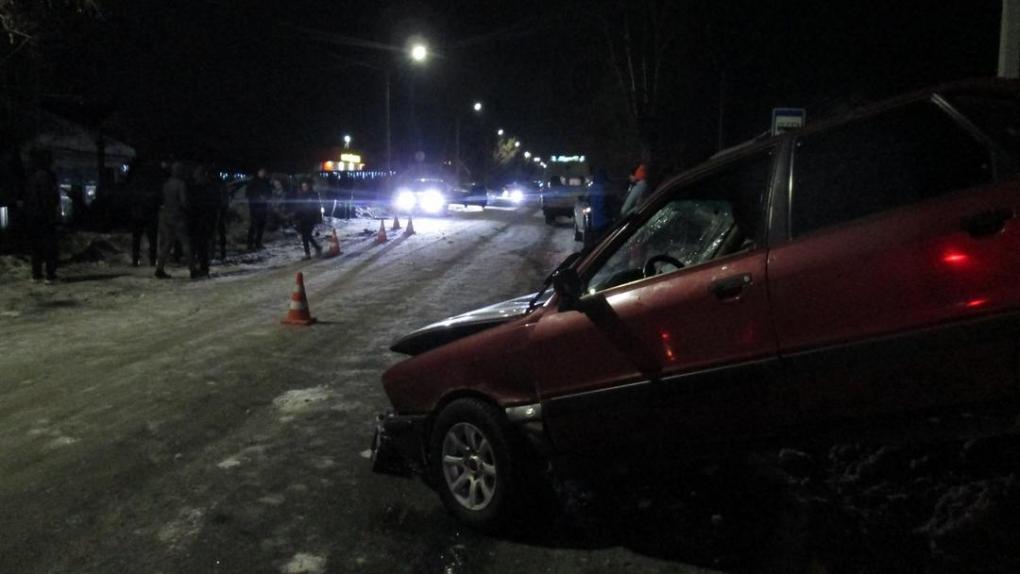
[552,268,582,311]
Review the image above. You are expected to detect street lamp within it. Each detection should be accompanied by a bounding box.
[343,134,352,148]
[410,43,428,63]
[497,128,504,136]
[473,101,483,112]
[514,141,521,148]
[523,151,531,159]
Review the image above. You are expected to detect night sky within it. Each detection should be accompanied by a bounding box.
[17,0,1005,172]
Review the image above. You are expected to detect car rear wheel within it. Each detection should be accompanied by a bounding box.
[429,398,521,532]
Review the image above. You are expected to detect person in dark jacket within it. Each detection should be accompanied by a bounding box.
[0,145,25,254]
[214,177,239,260]
[246,167,272,251]
[188,165,219,277]
[293,178,322,259]
[154,162,193,279]
[24,149,60,282]
[585,168,612,249]
[126,160,165,267]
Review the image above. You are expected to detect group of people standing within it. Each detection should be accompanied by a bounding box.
[243,168,323,259]
[7,150,327,283]
[581,162,649,249]
[128,160,233,280]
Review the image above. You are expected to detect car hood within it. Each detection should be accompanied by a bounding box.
[390,292,546,356]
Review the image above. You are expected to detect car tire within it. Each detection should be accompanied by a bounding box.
[429,398,523,532]
[573,225,582,242]
[544,210,555,225]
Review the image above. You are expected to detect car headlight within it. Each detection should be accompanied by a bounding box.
[394,189,416,212]
[420,189,446,214]
[510,189,524,203]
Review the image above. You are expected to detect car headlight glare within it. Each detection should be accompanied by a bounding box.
[395,189,417,211]
[420,189,446,214]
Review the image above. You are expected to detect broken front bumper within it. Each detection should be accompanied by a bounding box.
[370,412,428,478]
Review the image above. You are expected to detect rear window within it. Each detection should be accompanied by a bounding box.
[951,94,1020,164]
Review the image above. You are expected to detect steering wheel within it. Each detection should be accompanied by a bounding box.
[643,254,685,277]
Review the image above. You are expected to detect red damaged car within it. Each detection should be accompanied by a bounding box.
[371,80,1020,530]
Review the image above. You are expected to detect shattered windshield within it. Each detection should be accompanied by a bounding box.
[587,199,734,293]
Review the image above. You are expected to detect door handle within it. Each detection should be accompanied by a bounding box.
[961,208,1013,238]
[709,273,752,300]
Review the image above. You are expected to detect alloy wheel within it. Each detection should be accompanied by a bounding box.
[441,422,498,511]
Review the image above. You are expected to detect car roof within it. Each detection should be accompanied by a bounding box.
[650,78,1020,200]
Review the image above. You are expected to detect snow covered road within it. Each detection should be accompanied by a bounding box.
[0,207,714,574]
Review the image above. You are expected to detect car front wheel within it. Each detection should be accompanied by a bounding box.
[429,399,521,532]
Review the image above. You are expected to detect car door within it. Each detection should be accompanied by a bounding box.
[528,149,788,455]
[768,98,1020,428]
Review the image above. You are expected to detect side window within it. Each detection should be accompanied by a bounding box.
[792,101,992,237]
[585,152,773,294]
[950,94,1020,170]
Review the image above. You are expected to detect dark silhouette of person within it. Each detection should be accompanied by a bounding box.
[586,168,612,248]
[0,144,25,254]
[293,179,322,259]
[246,167,272,250]
[154,162,192,279]
[24,149,60,282]
[214,176,239,260]
[188,165,219,277]
[126,160,165,267]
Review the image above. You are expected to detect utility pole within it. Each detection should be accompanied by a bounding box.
[454,116,461,183]
[1000,0,1020,78]
[385,71,392,173]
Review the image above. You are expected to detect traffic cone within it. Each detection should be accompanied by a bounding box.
[391,214,402,231]
[324,229,342,258]
[282,272,316,325]
[403,214,416,236]
[375,219,388,243]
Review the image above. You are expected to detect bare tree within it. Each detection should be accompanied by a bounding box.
[1,0,97,43]
[594,0,683,165]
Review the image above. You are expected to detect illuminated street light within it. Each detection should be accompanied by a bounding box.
[410,43,428,62]
[523,151,531,159]
[343,134,352,148]
[473,101,483,112]
[497,128,504,136]
[533,157,541,162]
[514,141,521,148]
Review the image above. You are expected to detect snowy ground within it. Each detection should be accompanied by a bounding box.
[1,206,1017,574]
[0,207,718,574]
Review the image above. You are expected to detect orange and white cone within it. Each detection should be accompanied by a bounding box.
[282,272,316,325]
[375,219,388,244]
[403,214,416,237]
[391,214,401,231]
[324,229,341,258]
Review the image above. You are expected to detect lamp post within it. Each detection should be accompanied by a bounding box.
[332,40,427,173]
[455,100,483,183]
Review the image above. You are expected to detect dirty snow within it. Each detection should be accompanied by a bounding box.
[280,552,326,574]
